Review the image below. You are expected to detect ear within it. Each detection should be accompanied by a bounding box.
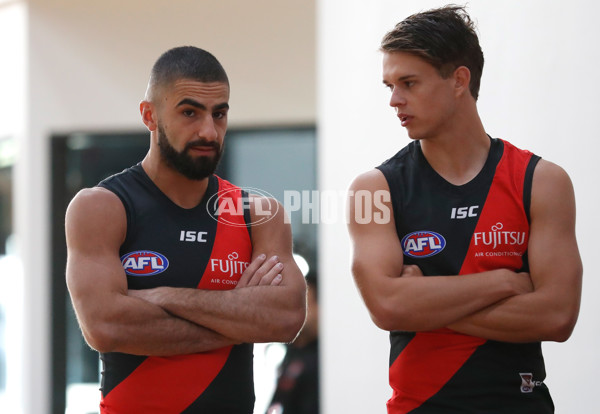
[140,100,158,131]
[453,66,472,98]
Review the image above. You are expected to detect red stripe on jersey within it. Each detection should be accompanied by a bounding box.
[197,178,252,290]
[460,140,531,275]
[387,140,533,413]
[388,331,485,413]
[100,348,232,413]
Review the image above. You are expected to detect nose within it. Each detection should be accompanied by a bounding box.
[198,116,218,141]
[389,87,406,108]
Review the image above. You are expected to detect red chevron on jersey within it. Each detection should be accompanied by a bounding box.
[100,347,232,413]
[198,179,252,290]
[461,140,531,274]
[387,330,485,413]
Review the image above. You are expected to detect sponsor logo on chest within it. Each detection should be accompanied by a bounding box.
[210,251,250,278]
[471,222,527,260]
[206,251,251,287]
[473,222,526,249]
[401,231,446,258]
[121,251,169,276]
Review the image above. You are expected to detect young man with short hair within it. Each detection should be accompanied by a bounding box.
[348,6,582,413]
[66,46,307,413]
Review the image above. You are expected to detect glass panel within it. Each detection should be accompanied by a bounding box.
[0,136,17,412]
[0,136,15,256]
[219,127,318,274]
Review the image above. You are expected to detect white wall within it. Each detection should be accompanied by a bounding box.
[318,0,600,413]
[0,2,27,413]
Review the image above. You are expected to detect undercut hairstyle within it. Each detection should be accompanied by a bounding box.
[146,46,229,100]
[381,4,484,100]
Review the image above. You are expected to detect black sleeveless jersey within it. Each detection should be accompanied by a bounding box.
[376,138,554,414]
[97,164,254,413]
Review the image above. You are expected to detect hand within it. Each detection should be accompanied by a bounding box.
[236,254,284,288]
[400,264,423,278]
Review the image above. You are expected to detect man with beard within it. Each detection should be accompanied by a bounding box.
[65,46,307,414]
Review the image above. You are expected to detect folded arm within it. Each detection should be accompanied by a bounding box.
[348,169,532,332]
[66,187,238,356]
[131,196,308,344]
[448,160,583,342]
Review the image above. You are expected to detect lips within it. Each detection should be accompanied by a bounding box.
[185,140,220,155]
[398,113,412,127]
[189,146,216,154]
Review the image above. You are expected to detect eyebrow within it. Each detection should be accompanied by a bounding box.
[383,74,417,85]
[176,98,229,111]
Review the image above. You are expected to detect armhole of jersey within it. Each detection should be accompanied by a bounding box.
[96,183,133,248]
[375,165,401,227]
[241,189,252,239]
[523,154,541,224]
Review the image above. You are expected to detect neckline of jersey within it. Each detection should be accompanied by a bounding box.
[413,136,504,196]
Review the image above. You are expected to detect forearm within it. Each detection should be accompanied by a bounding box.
[363,268,526,332]
[143,285,305,343]
[448,289,578,342]
[79,294,237,356]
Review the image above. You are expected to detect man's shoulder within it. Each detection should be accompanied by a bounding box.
[98,163,142,189]
[65,186,126,238]
[377,142,415,170]
[349,169,391,194]
[69,186,123,211]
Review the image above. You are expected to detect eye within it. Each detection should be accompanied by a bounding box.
[404,80,415,88]
[182,109,195,117]
[213,110,228,120]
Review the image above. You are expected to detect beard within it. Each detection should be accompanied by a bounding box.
[157,124,223,180]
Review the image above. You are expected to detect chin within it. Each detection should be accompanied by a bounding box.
[405,129,422,141]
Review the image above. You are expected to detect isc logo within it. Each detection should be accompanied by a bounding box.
[121,251,169,276]
[401,231,446,258]
[180,230,208,243]
[450,205,479,219]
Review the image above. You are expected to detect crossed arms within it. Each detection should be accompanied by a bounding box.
[348,160,582,343]
[66,188,307,356]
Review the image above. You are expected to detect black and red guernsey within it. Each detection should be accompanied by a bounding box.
[98,164,254,414]
[376,138,554,413]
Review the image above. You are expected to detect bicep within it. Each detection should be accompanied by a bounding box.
[349,226,404,299]
[347,171,404,313]
[249,197,305,289]
[528,160,582,318]
[65,188,128,323]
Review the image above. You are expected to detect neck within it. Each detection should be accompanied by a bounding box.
[419,106,490,186]
[141,150,210,209]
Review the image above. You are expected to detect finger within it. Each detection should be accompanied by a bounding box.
[247,255,280,286]
[270,274,283,286]
[258,262,284,286]
[236,254,267,288]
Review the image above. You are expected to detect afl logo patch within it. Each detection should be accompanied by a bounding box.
[121,250,169,276]
[401,231,446,258]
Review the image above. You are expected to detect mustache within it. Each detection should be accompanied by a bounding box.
[184,139,221,153]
